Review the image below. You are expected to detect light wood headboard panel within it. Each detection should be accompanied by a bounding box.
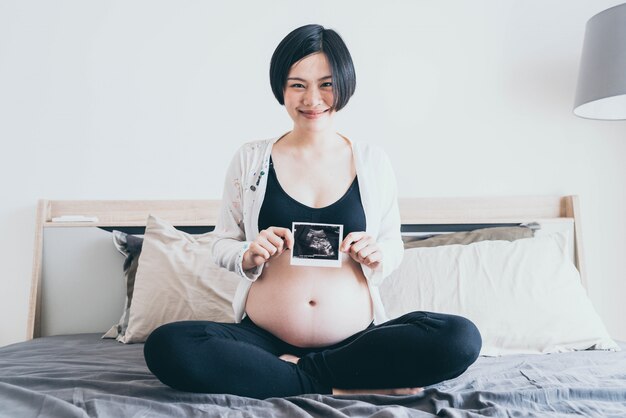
[44,200,222,227]
[27,195,585,340]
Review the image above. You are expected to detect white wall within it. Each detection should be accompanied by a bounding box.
[1,0,625,347]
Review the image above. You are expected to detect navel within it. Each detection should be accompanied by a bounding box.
[308,300,317,307]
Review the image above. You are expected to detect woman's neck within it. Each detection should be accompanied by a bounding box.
[285,127,343,151]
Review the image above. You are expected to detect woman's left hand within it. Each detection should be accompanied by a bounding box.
[340,232,382,270]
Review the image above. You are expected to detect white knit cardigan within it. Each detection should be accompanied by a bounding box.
[211,135,404,324]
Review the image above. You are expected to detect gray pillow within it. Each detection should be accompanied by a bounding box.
[403,225,535,249]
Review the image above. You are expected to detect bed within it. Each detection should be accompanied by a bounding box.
[2,196,625,417]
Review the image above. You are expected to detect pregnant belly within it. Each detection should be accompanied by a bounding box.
[245,250,373,348]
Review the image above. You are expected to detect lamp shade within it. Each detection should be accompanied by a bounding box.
[574,3,626,120]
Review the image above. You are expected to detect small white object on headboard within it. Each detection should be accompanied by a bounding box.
[51,215,99,223]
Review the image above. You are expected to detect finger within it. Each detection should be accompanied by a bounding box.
[340,233,355,252]
[249,241,271,260]
[363,251,382,266]
[255,235,279,256]
[264,233,286,254]
[350,236,375,256]
[251,254,268,266]
[356,245,378,261]
[270,227,294,250]
[283,229,295,251]
[269,226,291,238]
[266,226,294,250]
[243,248,267,269]
[366,261,381,270]
[341,231,367,252]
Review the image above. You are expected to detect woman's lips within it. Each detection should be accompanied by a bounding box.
[299,109,329,119]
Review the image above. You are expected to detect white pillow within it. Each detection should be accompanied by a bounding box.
[120,215,239,343]
[379,233,618,356]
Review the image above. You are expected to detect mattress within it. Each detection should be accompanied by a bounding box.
[1,334,625,417]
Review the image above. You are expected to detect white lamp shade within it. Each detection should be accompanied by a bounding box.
[574,3,626,120]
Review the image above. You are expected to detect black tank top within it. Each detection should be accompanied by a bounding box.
[258,156,367,235]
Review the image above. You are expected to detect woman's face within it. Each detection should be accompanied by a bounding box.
[283,52,335,133]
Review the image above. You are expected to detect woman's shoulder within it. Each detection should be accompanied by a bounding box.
[352,141,390,164]
[227,137,276,163]
[236,137,275,154]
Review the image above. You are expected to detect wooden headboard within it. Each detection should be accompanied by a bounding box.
[27,195,584,340]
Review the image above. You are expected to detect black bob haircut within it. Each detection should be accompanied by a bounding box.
[269,24,356,112]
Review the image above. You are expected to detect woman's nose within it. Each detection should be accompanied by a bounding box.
[303,86,322,106]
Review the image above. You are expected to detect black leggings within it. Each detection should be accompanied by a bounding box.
[143,311,481,399]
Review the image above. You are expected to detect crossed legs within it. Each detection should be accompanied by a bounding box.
[143,311,481,399]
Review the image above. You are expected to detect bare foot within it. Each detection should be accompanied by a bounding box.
[278,355,422,396]
[279,354,300,364]
[332,387,423,396]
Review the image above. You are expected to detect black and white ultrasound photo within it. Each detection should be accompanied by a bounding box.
[290,222,343,267]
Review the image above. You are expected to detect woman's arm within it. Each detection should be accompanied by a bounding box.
[211,148,262,281]
[359,150,404,286]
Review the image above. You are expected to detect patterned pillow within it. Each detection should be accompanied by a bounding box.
[103,231,144,339]
[403,225,536,249]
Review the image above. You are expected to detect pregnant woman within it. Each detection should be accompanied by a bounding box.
[144,24,482,399]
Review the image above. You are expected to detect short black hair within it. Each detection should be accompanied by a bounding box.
[269,24,356,112]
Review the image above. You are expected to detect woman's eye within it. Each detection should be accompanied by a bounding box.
[321,82,333,88]
[290,83,305,88]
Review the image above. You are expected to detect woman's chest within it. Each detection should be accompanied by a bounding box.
[275,159,355,209]
[258,159,366,235]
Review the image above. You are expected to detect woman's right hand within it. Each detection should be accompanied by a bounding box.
[242,227,294,271]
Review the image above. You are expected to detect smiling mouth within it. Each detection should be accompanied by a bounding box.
[299,109,330,118]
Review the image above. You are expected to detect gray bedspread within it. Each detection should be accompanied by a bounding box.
[1,334,625,417]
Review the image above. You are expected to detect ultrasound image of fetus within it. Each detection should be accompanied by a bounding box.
[293,225,340,260]
[306,228,335,256]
